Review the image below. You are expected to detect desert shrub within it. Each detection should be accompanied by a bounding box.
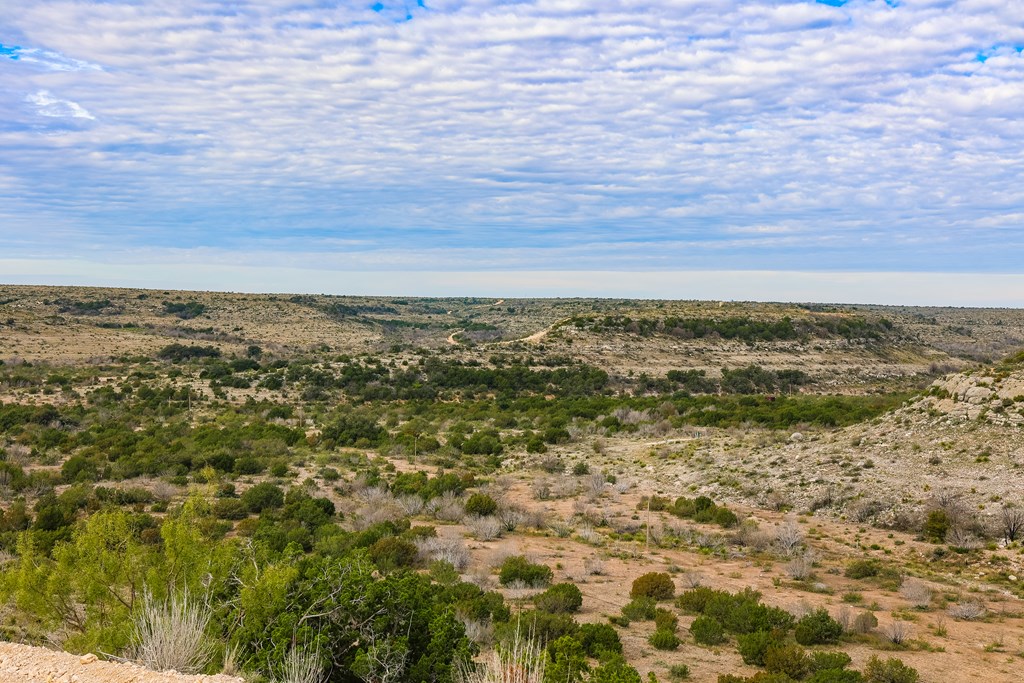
[898,578,933,609]
[465,493,499,517]
[654,608,678,632]
[763,643,810,680]
[535,583,584,614]
[851,611,878,634]
[844,559,880,579]
[690,615,725,645]
[718,675,793,683]
[157,343,220,361]
[499,555,553,587]
[544,635,589,683]
[736,630,785,666]
[496,610,578,645]
[794,608,843,645]
[241,482,285,512]
[648,628,681,650]
[213,498,248,520]
[705,591,794,635]
[588,654,642,683]
[677,587,791,635]
[467,515,502,541]
[630,572,675,600]
[863,656,919,683]
[61,455,98,483]
[368,536,419,571]
[621,597,657,621]
[576,623,622,657]
[808,670,862,683]
[922,509,950,543]
[809,651,852,672]
[608,615,630,628]
[676,587,726,613]
[946,600,986,621]
[668,664,690,681]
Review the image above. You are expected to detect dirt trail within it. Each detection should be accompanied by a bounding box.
[494,316,571,346]
[0,642,243,683]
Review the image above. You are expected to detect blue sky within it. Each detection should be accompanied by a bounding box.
[2,0,1024,304]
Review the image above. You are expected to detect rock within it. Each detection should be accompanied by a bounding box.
[790,432,804,442]
[79,654,97,665]
[964,386,993,404]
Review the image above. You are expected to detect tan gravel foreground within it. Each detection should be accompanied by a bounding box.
[0,642,245,683]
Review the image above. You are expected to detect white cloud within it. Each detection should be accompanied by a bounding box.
[1,0,1023,286]
[25,89,95,119]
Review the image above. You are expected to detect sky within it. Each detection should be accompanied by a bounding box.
[2,0,1024,304]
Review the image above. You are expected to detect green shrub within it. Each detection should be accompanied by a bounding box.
[577,623,622,657]
[810,651,852,672]
[589,654,642,683]
[608,615,631,628]
[714,507,739,528]
[922,510,950,543]
[703,590,794,635]
[368,536,418,571]
[212,498,248,520]
[676,587,725,613]
[763,643,810,680]
[844,559,881,579]
[545,635,590,683]
[648,628,681,650]
[241,482,285,512]
[535,583,584,613]
[572,462,590,475]
[496,610,577,645]
[548,634,589,683]
[808,670,863,683]
[794,608,843,645]
[718,674,794,683]
[499,555,553,587]
[621,597,657,621]
[654,608,678,632]
[631,572,675,600]
[690,615,725,645]
[863,656,919,683]
[668,664,690,681]
[737,630,785,666]
[464,493,498,516]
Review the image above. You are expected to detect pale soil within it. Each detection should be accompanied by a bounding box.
[0,642,243,683]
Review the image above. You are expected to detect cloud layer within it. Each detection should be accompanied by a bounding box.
[2,1,1024,294]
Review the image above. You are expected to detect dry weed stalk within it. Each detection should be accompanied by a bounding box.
[130,589,211,674]
[458,628,546,683]
[278,643,327,683]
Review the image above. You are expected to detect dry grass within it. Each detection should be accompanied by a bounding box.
[277,644,327,683]
[130,589,211,675]
[458,629,545,683]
